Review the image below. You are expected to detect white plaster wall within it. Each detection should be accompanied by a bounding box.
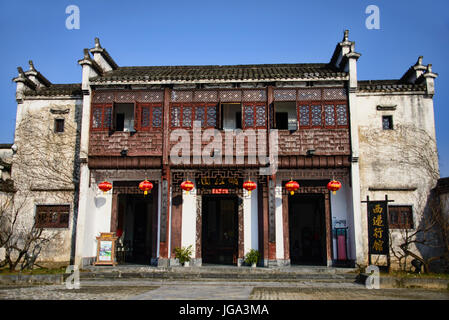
[243,189,258,255]
[10,97,82,264]
[275,182,284,260]
[356,92,438,267]
[181,190,197,256]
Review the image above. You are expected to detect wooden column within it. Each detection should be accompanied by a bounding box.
[170,192,183,258]
[238,195,244,263]
[195,195,202,259]
[159,87,172,261]
[151,184,159,260]
[282,192,290,260]
[324,192,333,265]
[268,176,276,261]
[110,192,119,232]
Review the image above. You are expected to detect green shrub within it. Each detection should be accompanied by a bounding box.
[173,245,193,265]
[244,249,260,266]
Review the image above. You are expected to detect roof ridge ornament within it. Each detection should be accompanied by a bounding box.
[343,29,349,42]
[415,56,423,66]
[94,37,102,49]
[83,48,90,60]
[28,60,36,71]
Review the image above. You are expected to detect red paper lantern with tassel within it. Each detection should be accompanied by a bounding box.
[285,180,300,195]
[98,181,112,194]
[327,180,342,195]
[181,180,195,194]
[139,180,153,196]
[243,179,257,195]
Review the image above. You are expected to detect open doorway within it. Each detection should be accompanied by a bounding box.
[288,194,327,265]
[117,194,154,264]
[201,195,238,265]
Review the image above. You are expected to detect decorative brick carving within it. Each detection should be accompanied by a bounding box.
[194,90,218,102]
[273,89,296,101]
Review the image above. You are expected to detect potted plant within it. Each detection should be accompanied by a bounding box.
[173,245,193,267]
[244,249,260,268]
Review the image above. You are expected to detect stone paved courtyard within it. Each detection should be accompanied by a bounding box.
[0,280,448,300]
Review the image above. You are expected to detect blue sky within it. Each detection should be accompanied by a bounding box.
[0,0,448,176]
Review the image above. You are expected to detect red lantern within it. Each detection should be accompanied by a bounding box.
[327,180,342,195]
[285,180,300,195]
[139,179,153,196]
[243,179,257,195]
[98,181,112,194]
[181,180,194,194]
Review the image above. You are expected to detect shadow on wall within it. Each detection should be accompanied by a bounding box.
[94,196,106,208]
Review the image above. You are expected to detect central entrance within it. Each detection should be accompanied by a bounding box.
[117,193,155,264]
[201,195,239,265]
[288,193,327,266]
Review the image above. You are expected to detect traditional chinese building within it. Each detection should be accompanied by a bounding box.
[7,30,439,269]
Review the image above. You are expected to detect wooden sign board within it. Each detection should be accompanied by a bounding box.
[367,201,390,255]
[95,232,118,266]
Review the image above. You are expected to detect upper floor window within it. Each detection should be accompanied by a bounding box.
[170,104,217,129]
[35,205,70,228]
[91,103,162,132]
[138,104,163,131]
[222,103,242,130]
[243,103,266,129]
[274,102,297,130]
[382,115,393,130]
[91,104,112,130]
[298,103,348,129]
[54,118,65,133]
[114,103,135,132]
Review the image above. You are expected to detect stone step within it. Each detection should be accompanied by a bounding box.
[79,265,359,282]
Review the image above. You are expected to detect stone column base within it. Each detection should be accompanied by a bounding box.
[157,258,170,267]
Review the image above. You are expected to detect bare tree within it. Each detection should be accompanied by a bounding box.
[361,123,448,272]
[13,109,81,189]
[0,193,60,271]
[0,107,81,271]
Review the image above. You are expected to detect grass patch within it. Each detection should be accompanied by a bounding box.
[381,270,449,279]
[0,266,67,276]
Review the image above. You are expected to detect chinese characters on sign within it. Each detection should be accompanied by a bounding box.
[367,201,389,255]
[196,177,242,189]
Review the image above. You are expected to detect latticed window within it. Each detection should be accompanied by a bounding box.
[389,206,413,229]
[193,105,217,128]
[299,105,310,126]
[35,205,70,228]
[171,106,181,127]
[244,105,255,128]
[311,105,322,126]
[139,104,162,130]
[242,104,266,128]
[256,105,266,127]
[152,106,162,127]
[298,103,348,129]
[182,106,192,128]
[336,105,348,126]
[324,105,336,126]
[91,104,112,130]
[141,107,151,128]
[195,106,205,127]
[206,106,217,127]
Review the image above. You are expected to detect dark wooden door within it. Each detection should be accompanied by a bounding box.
[288,194,326,265]
[202,195,238,265]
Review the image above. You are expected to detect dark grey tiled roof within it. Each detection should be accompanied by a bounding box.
[24,83,82,97]
[358,80,426,93]
[90,63,347,83]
